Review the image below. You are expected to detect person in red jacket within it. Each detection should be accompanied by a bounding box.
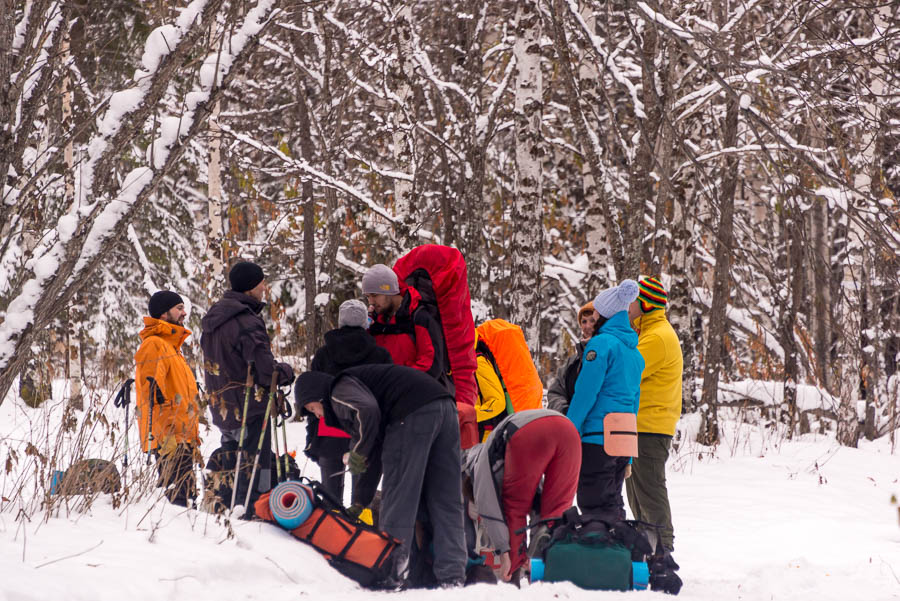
[363,264,448,384]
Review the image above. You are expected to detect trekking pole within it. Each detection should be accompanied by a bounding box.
[280,398,291,478]
[145,377,160,465]
[113,378,135,485]
[243,369,280,510]
[271,414,283,484]
[229,361,255,514]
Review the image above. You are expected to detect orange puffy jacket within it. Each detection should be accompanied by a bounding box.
[135,317,200,453]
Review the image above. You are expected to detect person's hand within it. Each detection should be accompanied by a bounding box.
[496,552,511,582]
[346,503,364,519]
[625,464,632,479]
[346,451,368,476]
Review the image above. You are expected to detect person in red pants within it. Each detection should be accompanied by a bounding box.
[462,409,581,584]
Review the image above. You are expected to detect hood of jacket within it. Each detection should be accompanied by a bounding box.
[322,326,382,366]
[201,290,265,332]
[139,316,191,349]
[597,311,638,349]
[630,307,667,334]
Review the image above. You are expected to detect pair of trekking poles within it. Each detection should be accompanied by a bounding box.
[229,360,293,515]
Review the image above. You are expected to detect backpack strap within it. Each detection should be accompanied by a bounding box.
[476,339,514,415]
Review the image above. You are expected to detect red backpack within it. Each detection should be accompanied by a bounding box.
[393,245,478,447]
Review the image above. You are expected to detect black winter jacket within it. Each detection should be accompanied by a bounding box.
[320,364,454,505]
[200,290,294,431]
[310,327,393,375]
[302,327,393,458]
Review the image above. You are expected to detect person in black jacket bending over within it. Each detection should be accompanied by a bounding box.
[201,261,294,511]
[295,365,467,589]
[301,299,392,500]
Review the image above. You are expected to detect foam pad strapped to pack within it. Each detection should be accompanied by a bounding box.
[269,481,314,529]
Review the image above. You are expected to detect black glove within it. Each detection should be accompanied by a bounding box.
[346,503,364,519]
[146,377,167,405]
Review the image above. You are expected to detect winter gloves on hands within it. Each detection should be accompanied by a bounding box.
[346,451,368,476]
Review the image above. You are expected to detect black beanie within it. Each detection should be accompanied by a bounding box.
[148,291,184,319]
[294,371,335,413]
[229,261,265,293]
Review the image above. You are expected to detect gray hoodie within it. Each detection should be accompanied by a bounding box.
[461,409,562,553]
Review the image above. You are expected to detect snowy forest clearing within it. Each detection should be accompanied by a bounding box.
[1,382,897,601]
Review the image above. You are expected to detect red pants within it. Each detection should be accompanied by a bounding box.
[501,415,581,573]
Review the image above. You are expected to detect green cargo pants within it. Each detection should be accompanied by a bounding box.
[625,433,675,551]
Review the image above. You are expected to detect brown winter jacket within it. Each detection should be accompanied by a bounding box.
[135,317,200,453]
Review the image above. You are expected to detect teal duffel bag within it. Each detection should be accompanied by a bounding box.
[529,507,659,592]
[542,532,633,590]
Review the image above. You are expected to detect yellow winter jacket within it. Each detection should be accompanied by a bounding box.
[631,310,683,435]
[135,317,200,453]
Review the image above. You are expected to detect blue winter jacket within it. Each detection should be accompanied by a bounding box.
[566,311,644,446]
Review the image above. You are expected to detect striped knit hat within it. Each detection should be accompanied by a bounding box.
[638,276,668,313]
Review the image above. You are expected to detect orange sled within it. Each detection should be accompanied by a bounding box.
[254,479,400,588]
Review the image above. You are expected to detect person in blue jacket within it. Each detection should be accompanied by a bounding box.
[567,279,644,520]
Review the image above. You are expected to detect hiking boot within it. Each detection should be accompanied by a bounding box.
[527,523,551,558]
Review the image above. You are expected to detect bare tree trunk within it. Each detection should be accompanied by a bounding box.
[295,81,319,363]
[549,0,626,279]
[631,12,661,276]
[810,196,832,392]
[778,194,804,438]
[669,185,698,413]
[510,0,544,351]
[698,30,743,446]
[578,3,609,294]
[389,2,417,250]
[61,29,83,408]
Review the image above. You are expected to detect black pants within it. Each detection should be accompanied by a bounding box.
[317,436,351,501]
[577,441,629,521]
[380,401,467,583]
[156,443,197,507]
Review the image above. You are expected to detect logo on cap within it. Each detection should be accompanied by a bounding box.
[380,284,391,291]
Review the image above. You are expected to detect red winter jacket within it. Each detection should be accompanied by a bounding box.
[369,288,447,381]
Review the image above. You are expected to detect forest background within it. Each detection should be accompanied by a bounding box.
[1,0,898,451]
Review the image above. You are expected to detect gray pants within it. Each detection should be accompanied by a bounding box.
[380,401,467,583]
[625,433,675,551]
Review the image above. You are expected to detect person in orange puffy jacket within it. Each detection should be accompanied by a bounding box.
[135,291,201,507]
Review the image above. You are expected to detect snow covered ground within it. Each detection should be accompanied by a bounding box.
[1,386,898,601]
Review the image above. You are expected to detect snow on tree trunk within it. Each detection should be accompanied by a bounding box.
[698,29,743,446]
[206,96,225,297]
[810,195,833,393]
[778,192,804,438]
[578,3,610,295]
[0,0,274,405]
[669,184,698,412]
[390,3,417,251]
[510,0,543,352]
[61,29,82,407]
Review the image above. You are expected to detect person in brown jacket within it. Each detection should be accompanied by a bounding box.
[135,291,201,507]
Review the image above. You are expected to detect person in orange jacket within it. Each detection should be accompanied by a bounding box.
[135,291,201,507]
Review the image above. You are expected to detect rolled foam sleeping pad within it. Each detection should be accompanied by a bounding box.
[632,561,649,590]
[530,558,545,582]
[269,481,314,529]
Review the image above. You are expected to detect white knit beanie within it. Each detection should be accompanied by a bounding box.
[592,279,640,318]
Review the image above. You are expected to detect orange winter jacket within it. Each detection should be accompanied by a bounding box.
[135,317,200,453]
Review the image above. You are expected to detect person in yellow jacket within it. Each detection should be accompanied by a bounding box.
[135,291,201,507]
[474,334,513,442]
[626,277,682,553]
